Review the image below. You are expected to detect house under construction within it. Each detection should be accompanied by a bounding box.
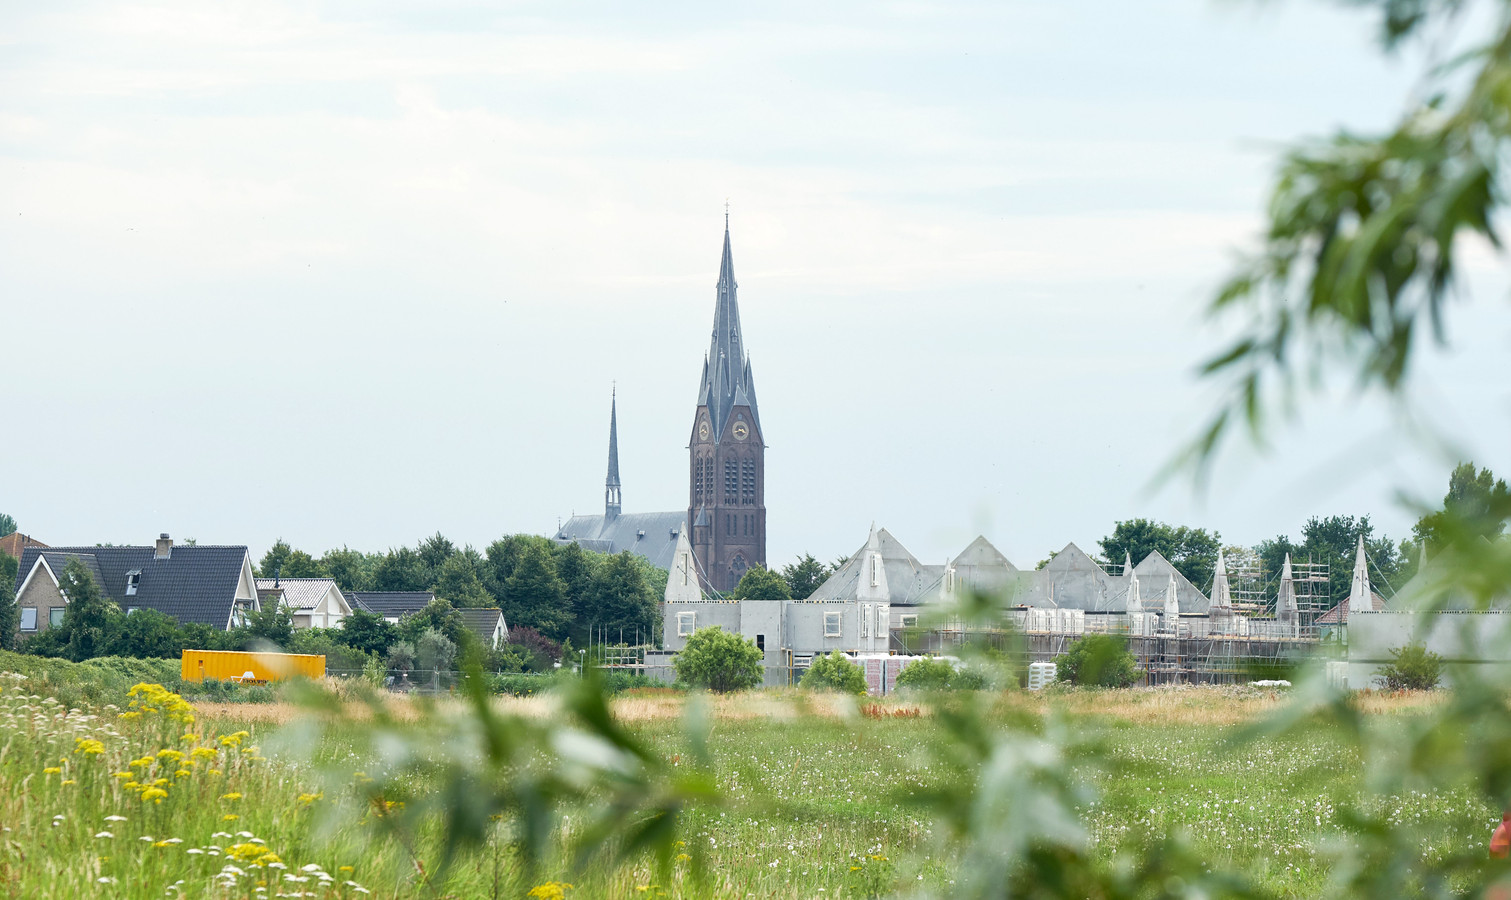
[650,523,1385,688]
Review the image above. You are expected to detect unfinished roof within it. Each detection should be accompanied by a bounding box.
[1102,550,1211,615]
[805,526,943,605]
[1012,543,1119,611]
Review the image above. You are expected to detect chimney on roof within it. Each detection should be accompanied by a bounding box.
[155,533,172,560]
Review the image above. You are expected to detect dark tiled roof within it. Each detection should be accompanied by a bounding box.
[350,592,434,617]
[457,608,506,640]
[14,544,253,629]
[552,511,687,570]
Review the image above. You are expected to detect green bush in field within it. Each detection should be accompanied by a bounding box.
[895,657,988,692]
[1377,643,1445,691]
[673,626,763,692]
[1055,634,1140,688]
[801,651,867,694]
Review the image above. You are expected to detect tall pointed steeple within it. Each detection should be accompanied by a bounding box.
[1210,548,1232,610]
[1163,572,1180,630]
[604,388,621,520]
[697,218,761,441]
[1276,553,1299,635]
[1348,535,1373,613]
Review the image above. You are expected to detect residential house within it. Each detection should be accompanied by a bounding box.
[13,534,259,634]
[0,532,47,561]
[457,608,508,649]
[254,577,353,629]
[350,592,435,623]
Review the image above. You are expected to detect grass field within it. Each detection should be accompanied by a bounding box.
[0,663,1492,899]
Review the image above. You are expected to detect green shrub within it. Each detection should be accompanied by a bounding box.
[673,627,764,693]
[801,651,867,694]
[490,672,563,696]
[1055,635,1140,688]
[0,650,180,708]
[1377,643,1445,691]
[895,657,988,692]
[177,677,276,704]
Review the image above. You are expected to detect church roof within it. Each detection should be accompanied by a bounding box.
[697,223,762,441]
[553,510,687,571]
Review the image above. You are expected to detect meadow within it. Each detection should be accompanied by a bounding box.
[0,656,1493,899]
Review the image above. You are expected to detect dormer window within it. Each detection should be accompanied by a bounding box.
[125,570,141,596]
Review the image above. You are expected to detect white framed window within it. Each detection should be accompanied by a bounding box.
[860,603,872,638]
[869,555,880,587]
[900,614,919,628]
[677,611,697,637]
[49,608,64,628]
[19,608,36,631]
[876,605,890,633]
[125,570,141,596]
[824,611,842,638]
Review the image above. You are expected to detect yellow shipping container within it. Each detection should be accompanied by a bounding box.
[180,649,325,684]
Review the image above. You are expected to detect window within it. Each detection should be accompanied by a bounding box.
[125,569,141,596]
[741,459,756,504]
[19,608,36,631]
[900,614,918,628]
[860,603,872,638]
[824,611,842,638]
[694,458,704,503]
[870,555,881,587]
[755,634,765,652]
[724,459,738,503]
[677,612,696,637]
[49,608,64,628]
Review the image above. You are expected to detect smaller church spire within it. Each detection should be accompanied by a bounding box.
[605,387,622,520]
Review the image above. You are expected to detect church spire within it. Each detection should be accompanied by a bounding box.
[605,387,621,520]
[698,216,760,441]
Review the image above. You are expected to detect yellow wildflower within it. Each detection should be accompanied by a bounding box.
[75,739,106,755]
[174,769,191,779]
[527,883,574,900]
[180,734,199,742]
[141,787,168,804]
[338,866,354,874]
[156,749,184,762]
[218,731,250,748]
[61,779,75,786]
[222,814,239,821]
[43,767,61,775]
[297,792,322,805]
[111,771,131,780]
[129,757,154,769]
[220,792,242,801]
[191,748,218,761]
[208,769,222,776]
[153,778,170,787]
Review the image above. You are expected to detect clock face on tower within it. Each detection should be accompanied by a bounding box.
[698,420,710,441]
[732,421,749,441]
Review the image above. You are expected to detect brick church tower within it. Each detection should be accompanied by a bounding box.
[688,219,765,594]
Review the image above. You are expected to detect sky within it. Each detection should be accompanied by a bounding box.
[3,0,1509,571]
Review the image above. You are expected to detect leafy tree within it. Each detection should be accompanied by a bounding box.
[1256,515,1400,610]
[0,513,15,537]
[1098,519,1222,589]
[800,651,867,694]
[672,627,763,693]
[321,547,378,593]
[417,532,458,572]
[415,627,458,674]
[506,625,564,672]
[373,547,432,592]
[1377,643,1445,691]
[180,621,234,652]
[58,558,117,662]
[484,534,558,596]
[241,605,295,648]
[287,628,376,674]
[1034,551,1059,571]
[781,554,830,600]
[502,542,572,640]
[1413,462,1511,551]
[340,609,399,657]
[0,550,18,651]
[731,565,791,602]
[108,609,183,659]
[257,539,293,579]
[1055,634,1140,688]
[434,553,492,608]
[386,640,416,674]
[582,552,656,645]
[554,542,599,642]
[398,599,468,649]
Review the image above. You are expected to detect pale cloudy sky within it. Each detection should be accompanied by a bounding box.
[4,0,1509,569]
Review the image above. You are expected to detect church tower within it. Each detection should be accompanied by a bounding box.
[605,388,622,520]
[689,219,765,594]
